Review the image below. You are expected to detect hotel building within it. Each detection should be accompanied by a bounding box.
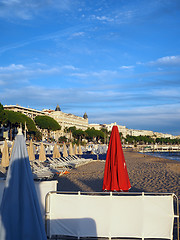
[3,104,89,140]
[4,104,46,119]
[2,104,177,140]
[42,105,89,131]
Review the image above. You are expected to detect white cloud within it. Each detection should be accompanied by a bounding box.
[0,80,5,85]
[61,65,78,71]
[148,55,180,66]
[0,63,78,75]
[90,103,180,133]
[96,15,114,22]
[0,0,76,20]
[120,65,134,70]
[71,32,85,37]
[70,73,88,78]
[90,8,137,25]
[92,70,118,78]
[0,63,81,89]
[70,69,119,80]
[152,89,180,97]
[0,64,25,71]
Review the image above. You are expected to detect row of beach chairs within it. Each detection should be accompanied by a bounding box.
[30,155,93,180]
[0,139,93,180]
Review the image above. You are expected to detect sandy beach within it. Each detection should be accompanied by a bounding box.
[57,150,180,199]
[56,150,180,239]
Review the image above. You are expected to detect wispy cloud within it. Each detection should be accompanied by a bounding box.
[70,69,122,84]
[0,64,25,71]
[70,73,89,78]
[0,24,86,55]
[0,0,76,20]
[90,9,136,25]
[0,80,5,85]
[152,88,180,98]
[0,63,79,87]
[89,103,180,134]
[61,65,79,71]
[148,55,180,66]
[91,15,114,22]
[120,65,134,70]
[71,32,85,37]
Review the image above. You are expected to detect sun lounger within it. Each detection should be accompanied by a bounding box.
[30,161,54,180]
[46,157,70,169]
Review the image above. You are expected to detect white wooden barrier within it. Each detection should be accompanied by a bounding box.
[45,192,179,240]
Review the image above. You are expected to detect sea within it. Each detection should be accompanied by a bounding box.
[82,152,180,162]
[143,151,180,162]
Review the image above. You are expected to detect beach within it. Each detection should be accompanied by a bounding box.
[57,150,180,199]
[56,150,180,239]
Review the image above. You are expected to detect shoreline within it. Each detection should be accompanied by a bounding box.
[57,150,180,199]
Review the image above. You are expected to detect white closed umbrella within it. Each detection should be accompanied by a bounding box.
[39,142,46,162]
[1,140,9,167]
[63,142,68,158]
[78,144,83,155]
[69,142,74,156]
[53,143,60,158]
[74,144,78,155]
[28,139,35,161]
[10,140,14,159]
[0,129,47,239]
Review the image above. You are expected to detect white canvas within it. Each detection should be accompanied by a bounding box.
[47,193,174,239]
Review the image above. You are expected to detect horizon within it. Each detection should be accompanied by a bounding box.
[0,1,180,135]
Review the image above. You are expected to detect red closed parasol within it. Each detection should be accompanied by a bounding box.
[103,125,131,192]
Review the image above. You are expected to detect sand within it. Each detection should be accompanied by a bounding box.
[57,150,180,199]
[56,150,180,239]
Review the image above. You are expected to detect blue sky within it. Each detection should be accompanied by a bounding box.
[0,0,180,135]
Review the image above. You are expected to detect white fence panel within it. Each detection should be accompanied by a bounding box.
[0,179,57,220]
[46,192,176,239]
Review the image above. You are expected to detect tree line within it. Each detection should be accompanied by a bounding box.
[125,135,180,145]
[1,103,179,144]
[0,103,61,141]
[58,126,107,144]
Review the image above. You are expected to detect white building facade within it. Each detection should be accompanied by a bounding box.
[42,105,89,132]
[2,104,177,140]
[4,104,46,119]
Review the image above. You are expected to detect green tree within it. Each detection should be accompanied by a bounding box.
[68,126,76,133]
[0,103,3,111]
[58,136,67,143]
[0,104,8,126]
[85,128,104,143]
[2,110,41,140]
[35,115,61,131]
[35,115,61,141]
[72,129,87,141]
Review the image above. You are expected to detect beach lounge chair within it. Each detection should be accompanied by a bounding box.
[30,160,54,180]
